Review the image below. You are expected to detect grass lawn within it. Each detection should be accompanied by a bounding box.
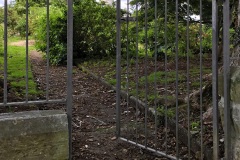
[0,36,40,98]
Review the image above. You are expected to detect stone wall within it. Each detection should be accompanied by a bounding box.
[0,110,69,160]
[219,66,240,159]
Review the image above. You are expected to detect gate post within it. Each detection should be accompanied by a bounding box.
[218,66,240,159]
[67,0,73,159]
[116,0,121,138]
[212,0,219,159]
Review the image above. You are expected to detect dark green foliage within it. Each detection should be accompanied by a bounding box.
[34,6,67,64]
[7,0,45,36]
[0,25,3,55]
[0,7,3,24]
[126,0,214,57]
[34,0,117,65]
[6,7,18,35]
[130,0,212,24]
[127,0,238,58]
[73,0,116,59]
[15,17,27,37]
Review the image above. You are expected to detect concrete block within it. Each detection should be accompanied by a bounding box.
[0,110,69,160]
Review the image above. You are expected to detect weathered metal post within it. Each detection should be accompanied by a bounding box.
[67,0,73,159]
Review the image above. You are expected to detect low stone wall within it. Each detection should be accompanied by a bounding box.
[0,110,68,160]
[219,66,240,159]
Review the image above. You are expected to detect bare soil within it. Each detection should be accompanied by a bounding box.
[30,50,162,159]
[0,40,169,159]
[0,40,223,159]
[10,40,35,46]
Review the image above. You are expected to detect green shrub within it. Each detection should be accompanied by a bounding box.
[34,0,117,65]
[15,17,26,38]
[34,6,67,65]
[0,25,3,55]
[73,0,116,59]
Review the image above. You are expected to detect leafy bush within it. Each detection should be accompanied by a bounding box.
[34,6,67,64]
[0,25,3,55]
[134,18,212,58]
[73,0,116,59]
[34,0,116,65]
[15,17,26,38]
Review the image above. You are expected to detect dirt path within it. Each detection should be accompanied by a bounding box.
[10,40,35,46]
[0,39,221,159]
[29,50,161,160]
[1,40,210,159]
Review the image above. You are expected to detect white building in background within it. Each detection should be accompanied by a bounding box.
[102,0,113,5]
[96,0,129,9]
[98,0,129,9]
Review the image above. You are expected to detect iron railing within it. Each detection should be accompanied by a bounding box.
[1,0,73,159]
[116,0,232,159]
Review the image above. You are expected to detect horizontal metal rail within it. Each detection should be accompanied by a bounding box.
[119,137,179,160]
[0,99,66,107]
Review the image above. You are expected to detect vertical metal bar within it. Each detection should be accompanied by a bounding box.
[175,0,179,158]
[144,0,149,148]
[135,3,139,144]
[67,0,73,159]
[126,0,130,139]
[46,0,50,101]
[212,0,219,159]
[154,0,158,152]
[25,0,29,102]
[116,0,121,138]
[199,0,203,159]
[223,0,231,159]
[164,0,168,154]
[3,0,7,104]
[186,0,190,159]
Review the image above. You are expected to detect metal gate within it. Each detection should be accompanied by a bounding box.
[1,0,237,159]
[116,0,234,159]
[0,0,73,159]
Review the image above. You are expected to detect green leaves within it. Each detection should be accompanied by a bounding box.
[0,25,3,55]
[73,0,116,59]
[33,0,117,65]
[34,6,67,65]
